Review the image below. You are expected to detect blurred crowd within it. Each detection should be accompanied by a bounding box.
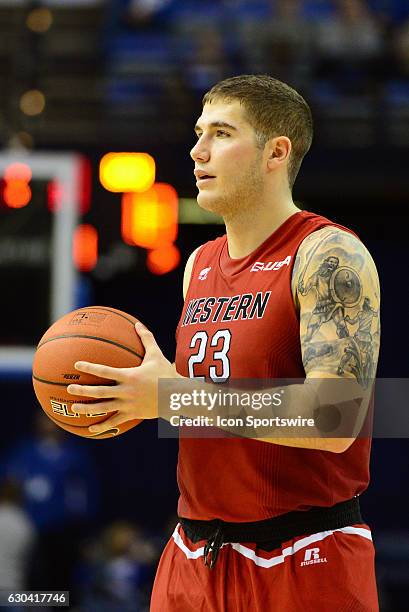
[0,413,166,611]
[0,411,407,610]
[98,0,409,146]
[108,0,409,90]
[1,0,409,147]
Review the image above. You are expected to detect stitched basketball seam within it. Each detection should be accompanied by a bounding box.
[32,375,104,387]
[36,334,144,360]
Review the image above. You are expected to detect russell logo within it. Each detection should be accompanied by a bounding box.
[300,547,328,567]
[250,256,291,272]
[198,267,212,280]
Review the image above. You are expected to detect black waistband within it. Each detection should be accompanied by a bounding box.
[179,497,362,568]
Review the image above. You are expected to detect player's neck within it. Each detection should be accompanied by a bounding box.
[225,197,300,259]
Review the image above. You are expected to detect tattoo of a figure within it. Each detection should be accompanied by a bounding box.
[337,296,379,386]
[296,229,380,388]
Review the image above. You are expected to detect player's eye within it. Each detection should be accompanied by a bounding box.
[216,130,229,137]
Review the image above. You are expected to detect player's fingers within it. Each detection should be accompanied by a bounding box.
[135,321,159,353]
[74,361,127,381]
[71,401,117,415]
[67,383,119,398]
[88,413,128,435]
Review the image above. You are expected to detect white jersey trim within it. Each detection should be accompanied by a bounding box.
[172,524,372,567]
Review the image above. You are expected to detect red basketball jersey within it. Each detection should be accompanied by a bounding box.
[175,211,371,522]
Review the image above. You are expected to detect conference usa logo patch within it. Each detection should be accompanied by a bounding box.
[250,255,291,272]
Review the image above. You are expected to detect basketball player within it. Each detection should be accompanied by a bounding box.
[68,75,380,610]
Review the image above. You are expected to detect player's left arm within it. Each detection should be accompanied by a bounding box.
[263,226,380,453]
[295,226,380,381]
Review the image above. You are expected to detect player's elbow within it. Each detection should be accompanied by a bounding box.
[324,437,356,453]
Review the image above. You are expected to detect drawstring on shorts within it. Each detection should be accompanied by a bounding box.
[203,523,224,569]
[179,497,362,571]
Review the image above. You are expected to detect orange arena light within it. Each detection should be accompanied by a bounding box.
[72,224,98,272]
[147,244,181,275]
[3,163,32,208]
[121,183,178,249]
[3,181,32,208]
[100,152,155,193]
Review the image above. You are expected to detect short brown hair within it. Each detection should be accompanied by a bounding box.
[203,75,313,189]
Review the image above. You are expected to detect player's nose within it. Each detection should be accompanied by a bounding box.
[190,139,210,163]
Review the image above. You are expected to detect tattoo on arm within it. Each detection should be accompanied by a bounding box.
[293,227,381,388]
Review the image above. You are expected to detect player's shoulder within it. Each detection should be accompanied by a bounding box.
[296,224,376,267]
[287,211,374,267]
[300,224,357,248]
[182,235,226,299]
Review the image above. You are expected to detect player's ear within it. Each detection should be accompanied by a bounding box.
[266,136,291,170]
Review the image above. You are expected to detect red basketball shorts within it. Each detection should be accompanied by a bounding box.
[150,522,379,611]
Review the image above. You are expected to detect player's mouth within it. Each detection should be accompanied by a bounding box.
[194,170,216,185]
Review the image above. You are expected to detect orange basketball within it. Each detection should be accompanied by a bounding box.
[32,306,145,439]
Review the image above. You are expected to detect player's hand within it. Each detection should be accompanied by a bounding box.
[67,322,180,434]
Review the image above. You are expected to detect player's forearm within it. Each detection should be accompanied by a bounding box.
[260,378,369,452]
[159,375,370,453]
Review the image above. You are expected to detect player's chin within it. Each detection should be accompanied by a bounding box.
[196,192,223,214]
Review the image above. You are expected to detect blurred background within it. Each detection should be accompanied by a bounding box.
[0,0,408,610]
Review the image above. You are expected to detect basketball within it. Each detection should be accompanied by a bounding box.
[32,306,145,439]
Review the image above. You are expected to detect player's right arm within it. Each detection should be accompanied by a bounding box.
[183,246,202,300]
